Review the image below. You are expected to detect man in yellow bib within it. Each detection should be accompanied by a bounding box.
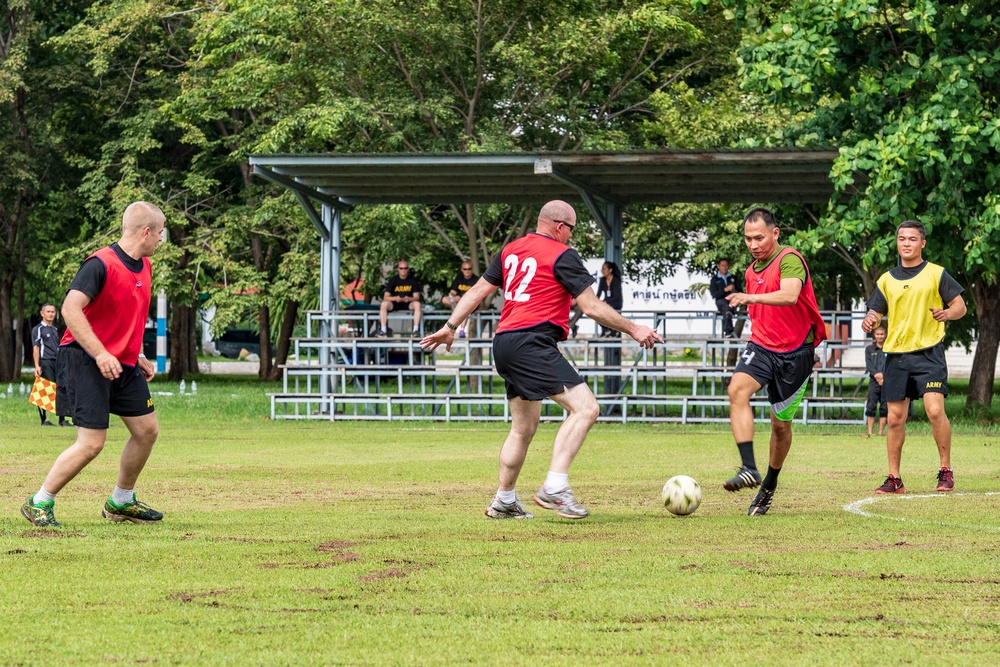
[861,220,966,495]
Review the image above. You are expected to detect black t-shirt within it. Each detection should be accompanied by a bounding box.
[67,243,144,300]
[32,323,60,361]
[449,273,479,295]
[383,274,422,299]
[866,261,964,314]
[597,275,624,310]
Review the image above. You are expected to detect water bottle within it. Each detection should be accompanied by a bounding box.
[6,384,12,397]
[179,379,186,394]
[191,381,198,395]
[19,383,25,396]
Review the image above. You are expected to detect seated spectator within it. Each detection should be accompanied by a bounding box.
[441,261,478,337]
[378,261,422,337]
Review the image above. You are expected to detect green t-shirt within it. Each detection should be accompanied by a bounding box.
[753,246,807,283]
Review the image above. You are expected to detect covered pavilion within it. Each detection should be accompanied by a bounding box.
[248,148,840,321]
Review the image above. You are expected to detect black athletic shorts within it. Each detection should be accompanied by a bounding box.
[733,340,814,421]
[56,344,155,429]
[492,329,585,401]
[39,358,58,383]
[882,343,948,402]
[865,380,887,418]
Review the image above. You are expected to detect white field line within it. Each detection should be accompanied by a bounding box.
[843,492,1000,530]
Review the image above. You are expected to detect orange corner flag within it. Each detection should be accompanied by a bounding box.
[29,376,57,414]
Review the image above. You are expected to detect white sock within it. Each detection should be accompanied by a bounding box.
[34,487,56,504]
[544,472,569,494]
[497,489,517,504]
[380,327,387,334]
[111,486,135,505]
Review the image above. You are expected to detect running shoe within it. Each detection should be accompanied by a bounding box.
[723,466,761,492]
[935,468,954,492]
[874,475,905,494]
[21,496,61,528]
[102,496,163,524]
[485,496,533,519]
[534,487,589,519]
[747,487,774,516]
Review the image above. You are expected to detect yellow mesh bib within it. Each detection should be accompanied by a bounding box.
[878,262,945,352]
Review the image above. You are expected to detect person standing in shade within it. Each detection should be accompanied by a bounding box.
[861,220,966,495]
[723,208,827,516]
[377,261,422,337]
[864,324,888,438]
[32,303,70,427]
[596,261,623,337]
[441,261,479,338]
[21,201,167,529]
[710,259,743,338]
[421,200,662,520]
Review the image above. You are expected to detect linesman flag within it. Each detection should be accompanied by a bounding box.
[28,376,57,414]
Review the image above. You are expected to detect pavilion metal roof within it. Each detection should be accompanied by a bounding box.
[248,148,840,208]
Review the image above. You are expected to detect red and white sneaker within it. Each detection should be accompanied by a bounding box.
[935,468,954,492]
[875,475,905,494]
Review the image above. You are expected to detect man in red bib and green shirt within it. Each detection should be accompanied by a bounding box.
[723,208,827,516]
[21,202,166,529]
[861,220,966,495]
[421,200,662,520]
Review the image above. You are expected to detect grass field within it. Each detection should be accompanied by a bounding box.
[1,379,999,665]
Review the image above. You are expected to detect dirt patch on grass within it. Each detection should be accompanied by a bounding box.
[359,565,423,582]
[314,540,359,552]
[214,536,278,543]
[19,530,86,539]
[169,589,238,603]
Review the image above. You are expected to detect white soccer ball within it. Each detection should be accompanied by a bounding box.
[662,475,702,516]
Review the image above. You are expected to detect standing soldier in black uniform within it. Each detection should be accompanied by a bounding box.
[31,303,69,427]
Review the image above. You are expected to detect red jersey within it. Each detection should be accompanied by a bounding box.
[745,247,827,352]
[495,233,575,338]
[61,246,152,366]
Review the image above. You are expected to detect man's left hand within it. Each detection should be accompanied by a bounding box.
[137,356,155,381]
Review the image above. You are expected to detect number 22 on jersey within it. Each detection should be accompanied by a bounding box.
[504,254,537,302]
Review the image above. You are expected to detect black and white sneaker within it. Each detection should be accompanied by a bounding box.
[747,487,774,516]
[723,465,761,492]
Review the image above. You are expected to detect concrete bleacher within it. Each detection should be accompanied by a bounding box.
[270,308,872,424]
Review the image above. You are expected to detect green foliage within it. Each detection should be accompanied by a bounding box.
[720,0,1000,403]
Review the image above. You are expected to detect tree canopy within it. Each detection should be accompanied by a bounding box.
[716,0,1000,407]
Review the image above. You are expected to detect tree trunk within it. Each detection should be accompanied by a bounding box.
[268,300,298,381]
[966,280,999,409]
[0,278,13,381]
[168,303,200,380]
[257,304,273,380]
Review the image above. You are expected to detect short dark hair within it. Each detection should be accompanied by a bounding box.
[41,302,55,310]
[744,207,776,228]
[897,220,926,240]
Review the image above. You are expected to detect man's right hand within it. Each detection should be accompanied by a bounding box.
[34,365,42,378]
[630,325,663,349]
[95,351,123,380]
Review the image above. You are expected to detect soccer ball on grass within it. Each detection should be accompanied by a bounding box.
[662,475,702,516]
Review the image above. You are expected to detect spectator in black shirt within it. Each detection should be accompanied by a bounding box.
[709,259,742,338]
[378,261,423,337]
